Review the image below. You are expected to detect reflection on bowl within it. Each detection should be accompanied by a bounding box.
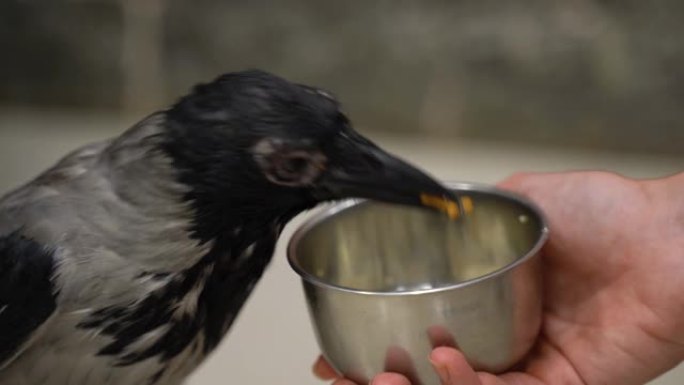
[288,183,548,385]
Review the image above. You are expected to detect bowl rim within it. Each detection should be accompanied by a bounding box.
[286,181,549,296]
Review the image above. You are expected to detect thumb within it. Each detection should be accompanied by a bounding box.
[496,172,547,193]
[496,172,565,215]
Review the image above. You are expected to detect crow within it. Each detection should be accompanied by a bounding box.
[0,70,456,385]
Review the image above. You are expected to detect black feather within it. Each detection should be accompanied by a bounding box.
[0,232,57,366]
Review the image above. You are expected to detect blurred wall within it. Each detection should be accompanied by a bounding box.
[1,0,682,153]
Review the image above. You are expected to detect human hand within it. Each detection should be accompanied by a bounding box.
[313,171,684,385]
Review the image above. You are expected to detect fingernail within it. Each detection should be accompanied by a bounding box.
[430,357,450,384]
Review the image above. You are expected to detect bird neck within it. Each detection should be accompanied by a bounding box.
[101,112,310,271]
[77,113,312,364]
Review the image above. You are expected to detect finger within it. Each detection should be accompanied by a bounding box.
[370,372,412,385]
[477,372,511,385]
[313,355,339,380]
[332,379,360,385]
[429,347,482,385]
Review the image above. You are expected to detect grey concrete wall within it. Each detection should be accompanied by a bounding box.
[1,1,683,154]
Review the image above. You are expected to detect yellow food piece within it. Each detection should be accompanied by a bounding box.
[420,194,459,219]
[461,196,474,214]
[419,194,474,219]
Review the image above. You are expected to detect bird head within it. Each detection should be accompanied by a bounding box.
[162,70,457,241]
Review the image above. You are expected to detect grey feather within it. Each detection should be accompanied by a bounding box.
[0,114,207,385]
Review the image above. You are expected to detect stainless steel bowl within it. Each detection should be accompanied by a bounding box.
[288,183,548,385]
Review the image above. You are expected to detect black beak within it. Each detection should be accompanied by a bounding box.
[316,134,461,218]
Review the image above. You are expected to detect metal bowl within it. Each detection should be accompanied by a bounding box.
[288,183,548,385]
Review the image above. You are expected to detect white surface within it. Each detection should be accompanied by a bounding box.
[0,112,682,384]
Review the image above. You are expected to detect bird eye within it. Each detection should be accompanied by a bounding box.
[268,151,326,186]
[279,155,310,176]
[252,138,327,187]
